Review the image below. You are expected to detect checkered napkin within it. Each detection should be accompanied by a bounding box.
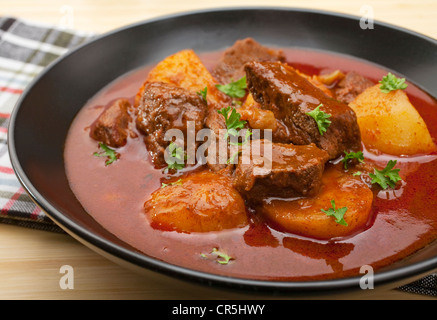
[0,16,435,297]
[0,17,95,232]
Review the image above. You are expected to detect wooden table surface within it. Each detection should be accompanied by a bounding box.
[1,0,436,300]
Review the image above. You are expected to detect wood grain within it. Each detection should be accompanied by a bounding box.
[1,0,436,38]
[0,0,436,300]
[1,224,434,300]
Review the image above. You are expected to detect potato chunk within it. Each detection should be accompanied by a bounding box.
[135,49,230,109]
[349,85,436,155]
[144,171,248,233]
[259,166,374,240]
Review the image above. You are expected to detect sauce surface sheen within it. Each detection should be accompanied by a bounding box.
[64,48,437,281]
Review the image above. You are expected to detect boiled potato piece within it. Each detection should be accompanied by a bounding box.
[135,49,230,108]
[349,84,436,155]
[144,171,248,233]
[259,166,374,240]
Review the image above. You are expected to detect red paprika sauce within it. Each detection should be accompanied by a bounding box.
[64,48,437,281]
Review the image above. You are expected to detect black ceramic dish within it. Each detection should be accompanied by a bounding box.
[8,7,437,296]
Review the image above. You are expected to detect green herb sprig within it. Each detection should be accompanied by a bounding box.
[379,72,408,93]
[217,106,250,142]
[217,106,252,164]
[216,76,247,98]
[161,179,183,188]
[341,151,365,169]
[321,200,348,226]
[93,142,119,166]
[197,86,207,103]
[306,104,332,135]
[165,142,186,172]
[369,160,402,190]
[201,248,233,265]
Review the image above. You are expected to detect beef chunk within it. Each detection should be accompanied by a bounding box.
[203,109,229,172]
[136,82,206,168]
[206,37,286,171]
[334,71,374,104]
[212,38,286,85]
[89,99,131,148]
[233,140,329,202]
[245,61,361,160]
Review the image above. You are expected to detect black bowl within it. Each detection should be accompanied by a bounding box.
[8,7,437,297]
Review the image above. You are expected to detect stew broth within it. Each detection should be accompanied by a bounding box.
[64,48,437,281]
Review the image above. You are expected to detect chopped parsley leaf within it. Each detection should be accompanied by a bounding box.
[93,142,119,166]
[379,72,408,93]
[161,179,183,188]
[212,248,233,264]
[197,86,207,103]
[229,129,252,146]
[217,106,252,163]
[321,200,348,226]
[341,150,365,169]
[165,142,185,172]
[201,248,234,265]
[200,248,234,264]
[216,76,247,98]
[217,106,247,140]
[306,104,332,135]
[369,160,402,189]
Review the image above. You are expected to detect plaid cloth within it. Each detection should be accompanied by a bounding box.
[0,16,435,298]
[0,17,95,232]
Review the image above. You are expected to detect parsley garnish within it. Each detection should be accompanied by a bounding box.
[197,86,207,103]
[379,72,408,93]
[216,76,247,98]
[369,160,402,189]
[229,129,252,146]
[161,179,183,188]
[165,142,185,172]
[213,248,233,264]
[306,104,332,135]
[341,150,365,169]
[321,200,348,226]
[201,248,233,265]
[217,106,248,140]
[217,106,252,163]
[93,142,119,165]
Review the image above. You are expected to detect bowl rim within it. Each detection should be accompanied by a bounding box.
[7,6,437,294]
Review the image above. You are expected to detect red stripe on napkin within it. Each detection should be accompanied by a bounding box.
[0,87,23,94]
[0,187,24,215]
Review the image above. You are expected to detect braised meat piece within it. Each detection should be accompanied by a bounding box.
[233,140,329,203]
[136,48,233,171]
[89,99,131,148]
[245,61,361,159]
[136,82,207,167]
[334,71,374,104]
[212,38,286,85]
[205,39,285,171]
